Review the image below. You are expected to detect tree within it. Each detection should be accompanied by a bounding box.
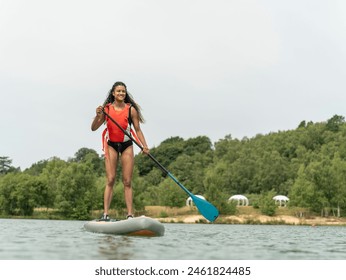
[136,136,185,176]
[71,148,104,176]
[289,164,328,213]
[326,115,345,132]
[169,152,213,194]
[203,161,237,215]
[39,157,68,209]
[54,162,97,220]
[258,190,277,216]
[156,178,187,207]
[24,159,49,176]
[329,153,346,216]
[184,136,213,156]
[298,120,306,129]
[0,156,19,174]
[204,160,233,197]
[213,135,241,163]
[0,173,44,215]
[253,150,291,193]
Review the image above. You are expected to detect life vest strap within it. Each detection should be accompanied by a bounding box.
[102,128,109,158]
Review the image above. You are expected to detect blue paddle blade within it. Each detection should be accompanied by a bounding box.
[191,194,219,222]
[167,172,219,222]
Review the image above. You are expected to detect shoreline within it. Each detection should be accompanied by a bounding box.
[145,206,346,226]
[156,214,346,226]
[2,213,346,226]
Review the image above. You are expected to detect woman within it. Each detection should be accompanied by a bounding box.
[91,81,150,221]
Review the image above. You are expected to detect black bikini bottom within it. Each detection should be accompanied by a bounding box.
[107,140,133,154]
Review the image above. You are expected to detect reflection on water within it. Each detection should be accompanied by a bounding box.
[97,235,133,260]
[1,219,346,260]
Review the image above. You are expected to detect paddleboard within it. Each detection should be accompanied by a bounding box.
[84,215,165,236]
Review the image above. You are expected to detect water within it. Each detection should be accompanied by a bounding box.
[1,218,346,260]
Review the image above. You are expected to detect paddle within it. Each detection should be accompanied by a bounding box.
[102,107,219,222]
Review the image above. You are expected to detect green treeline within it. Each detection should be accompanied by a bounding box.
[1,114,346,220]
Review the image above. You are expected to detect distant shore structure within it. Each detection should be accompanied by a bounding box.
[228,195,249,206]
[273,195,289,207]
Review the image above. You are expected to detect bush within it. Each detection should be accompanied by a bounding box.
[259,191,277,216]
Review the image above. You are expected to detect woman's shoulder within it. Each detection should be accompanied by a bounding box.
[127,103,137,111]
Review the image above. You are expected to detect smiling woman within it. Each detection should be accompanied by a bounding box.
[91,81,150,222]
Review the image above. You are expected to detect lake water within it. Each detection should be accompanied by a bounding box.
[1,218,346,260]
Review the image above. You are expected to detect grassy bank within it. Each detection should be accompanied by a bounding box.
[145,206,346,226]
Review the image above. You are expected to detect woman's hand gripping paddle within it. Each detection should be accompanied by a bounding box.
[102,108,219,222]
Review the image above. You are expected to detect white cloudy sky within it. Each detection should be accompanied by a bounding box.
[1,0,346,170]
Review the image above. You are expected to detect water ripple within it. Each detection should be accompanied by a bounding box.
[1,219,346,259]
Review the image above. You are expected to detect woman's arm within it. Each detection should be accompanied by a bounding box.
[91,106,105,131]
[131,107,150,154]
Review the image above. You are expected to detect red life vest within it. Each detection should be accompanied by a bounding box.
[105,103,132,142]
[101,103,142,156]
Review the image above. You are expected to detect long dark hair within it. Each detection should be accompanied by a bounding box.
[103,81,145,123]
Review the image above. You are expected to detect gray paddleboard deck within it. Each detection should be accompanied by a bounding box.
[84,216,165,236]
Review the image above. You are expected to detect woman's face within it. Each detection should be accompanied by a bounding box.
[113,85,126,102]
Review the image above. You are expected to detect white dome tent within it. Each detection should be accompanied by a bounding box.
[186,195,206,207]
[228,195,249,206]
[273,195,289,207]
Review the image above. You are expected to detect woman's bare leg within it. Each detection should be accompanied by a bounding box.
[104,147,118,215]
[121,145,134,216]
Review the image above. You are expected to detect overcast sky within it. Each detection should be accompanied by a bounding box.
[1,0,346,170]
